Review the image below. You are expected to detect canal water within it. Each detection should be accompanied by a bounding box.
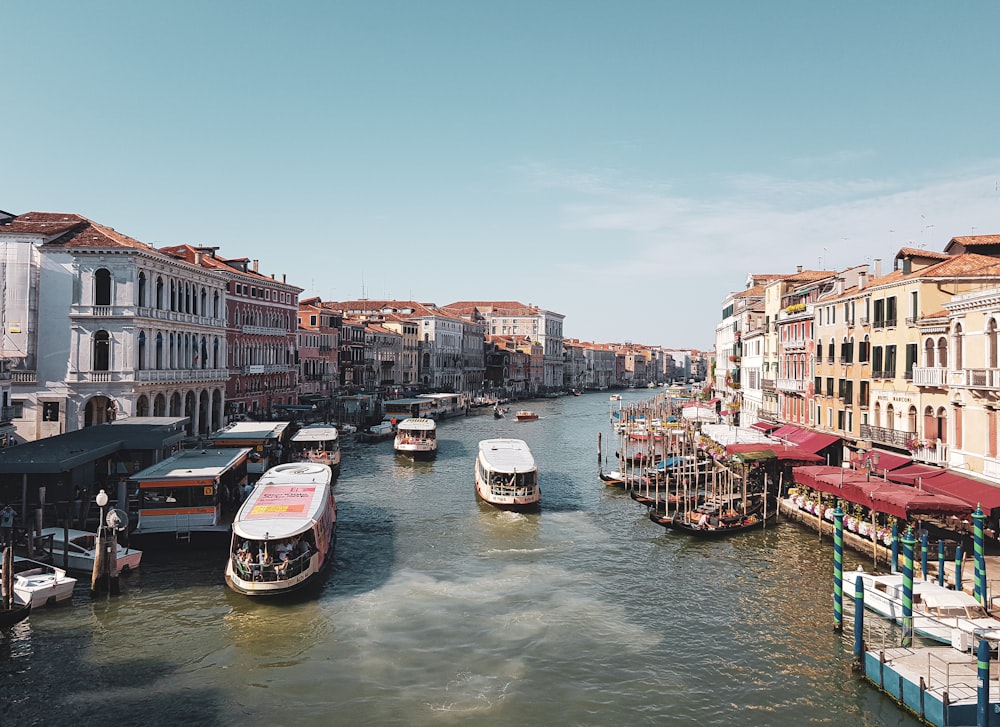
[1,391,921,726]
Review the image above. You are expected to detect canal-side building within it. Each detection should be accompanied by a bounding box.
[159,245,302,423]
[297,297,341,416]
[0,213,230,442]
[447,301,564,391]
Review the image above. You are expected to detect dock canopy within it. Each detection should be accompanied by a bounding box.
[770,425,841,454]
[725,443,824,464]
[793,465,973,519]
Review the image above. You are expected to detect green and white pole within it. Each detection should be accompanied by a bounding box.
[833,504,844,632]
[977,637,990,726]
[973,505,986,606]
[938,539,945,588]
[901,527,915,648]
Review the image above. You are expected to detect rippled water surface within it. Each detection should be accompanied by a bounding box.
[1,392,921,726]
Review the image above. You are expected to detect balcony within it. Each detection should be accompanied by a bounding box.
[913,441,949,466]
[761,378,776,393]
[859,424,914,449]
[241,364,292,375]
[949,368,1000,389]
[783,340,807,352]
[10,371,37,384]
[776,377,806,393]
[136,368,230,383]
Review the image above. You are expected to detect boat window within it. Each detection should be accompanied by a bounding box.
[142,486,216,509]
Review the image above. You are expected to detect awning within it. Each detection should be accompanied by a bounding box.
[750,422,781,433]
[919,471,1000,513]
[771,424,801,440]
[795,431,841,454]
[726,443,824,464]
[864,450,912,473]
[888,463,944,486]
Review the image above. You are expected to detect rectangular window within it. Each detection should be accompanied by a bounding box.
[837,409,845,431]
[11,401,24,419]
[826,377,834,396]
[886,296,897,327]
[910,291,918,320]
[872,346,884,373]
[873,299,885,327]
[859,380,870,407]
[905,343,917,379]
[41,402,59,421]
[885,344,897,377]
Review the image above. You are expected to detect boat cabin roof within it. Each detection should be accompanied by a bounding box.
[232,463,334,540]
[130,447,252,482]
[291,425,340,443]
[477,438,536,473]
[396,418,436,431]
[211,421,291,442]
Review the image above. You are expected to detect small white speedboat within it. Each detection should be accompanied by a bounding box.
[40,528,142,576]
[11,557,77,608]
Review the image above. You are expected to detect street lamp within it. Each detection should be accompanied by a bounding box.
[864,451,881,482]
[96,489,109,528]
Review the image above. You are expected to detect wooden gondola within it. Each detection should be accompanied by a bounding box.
[0,602,31,628]
[649,496,778,537]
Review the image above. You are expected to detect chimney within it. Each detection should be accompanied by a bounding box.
[282,273,286,283]
[194,251,203,265]
[796,265,803,273]
[253,259,259,273]
[836,277,844,295]
[873,258,882,277]
[858,271,867,290]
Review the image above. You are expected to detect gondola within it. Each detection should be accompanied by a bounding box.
[0,602,31,628]
[649,496,778,537]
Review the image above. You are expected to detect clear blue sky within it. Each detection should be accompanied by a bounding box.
[4,2,999,350]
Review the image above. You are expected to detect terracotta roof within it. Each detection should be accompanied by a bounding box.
[1,212,155,252]
[896,247,949,260]
[949,235,1000,247]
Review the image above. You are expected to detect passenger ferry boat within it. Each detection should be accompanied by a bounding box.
[393,417,438,459]
[474,438,540,509]
[290,423,342,478]
[224,462,336,597]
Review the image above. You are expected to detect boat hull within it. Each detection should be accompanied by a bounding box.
[650,508,778,537]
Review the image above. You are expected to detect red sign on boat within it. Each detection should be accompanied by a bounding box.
[247,485,316,519]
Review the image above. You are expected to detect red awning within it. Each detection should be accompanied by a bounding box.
[750,422,781,433]
[919,471,1000,513]
[888,463,944,486]
[771,424,801,440]
[865,450,912,473]
[726,443,824,463]
[795,431,841,454]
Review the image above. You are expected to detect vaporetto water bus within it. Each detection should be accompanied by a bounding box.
[474,438,540,510]
[224,462,336,597]
[393,417,438,459]
[290,423,342,478]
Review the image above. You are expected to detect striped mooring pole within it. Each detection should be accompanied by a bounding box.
[890,521,899,574]
[902,527,915,648]
[852,573,865,672]
[956,543,964,593]
[977,636,991,727]
[833,504,844,632]
[938,539,945,588]
[973,505,986,605]
[921,530,929,581]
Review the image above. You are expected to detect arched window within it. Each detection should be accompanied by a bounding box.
[923,338,935,368]
[137,331,146,370]
[93,330,110,371]
[936,336,948,368]
[95,268,112,306]
[170,280,177,311]
[156,276,164,309]
[213,291,220,318]
[138,272,147,307]
[907,406,918,437]
[155,332,164,369]
[886,403,895,429]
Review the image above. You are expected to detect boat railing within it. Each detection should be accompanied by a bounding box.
[231,549,314,582]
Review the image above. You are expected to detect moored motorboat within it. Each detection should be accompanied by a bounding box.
[854,568,1000,646]
[225,462,337,597]
[40,528,142,576]
[11,557,77,608]
[475,438,540,509]
[514,410,538,422]
[393,417,438,459]
[360,421,395,442]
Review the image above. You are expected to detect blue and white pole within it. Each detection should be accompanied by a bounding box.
[833,504,844,632]
[901,527,915,648]
[956,544,964,593]
[853,574,865,671]
[977,637,990,727]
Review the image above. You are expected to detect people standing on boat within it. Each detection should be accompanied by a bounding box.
[0,503,15,548]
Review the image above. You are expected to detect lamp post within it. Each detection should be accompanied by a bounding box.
[865,451,881,482]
